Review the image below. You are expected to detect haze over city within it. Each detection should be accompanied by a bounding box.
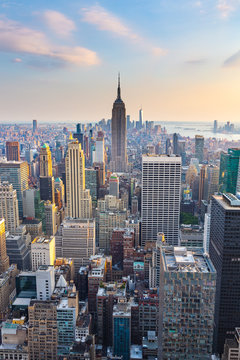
[1,0,240,123]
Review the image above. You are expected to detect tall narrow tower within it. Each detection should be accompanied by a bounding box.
[110,75,127,173]
[65,141,92,219]
[40,144,52,177]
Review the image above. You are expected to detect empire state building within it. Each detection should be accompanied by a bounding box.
[110,75,128,172]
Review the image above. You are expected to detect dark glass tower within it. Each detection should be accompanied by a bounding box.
[219,148,240,194]
[209,193,240,355]
[110,75,127,172]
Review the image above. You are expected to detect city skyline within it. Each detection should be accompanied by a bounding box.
[0,0,240,123]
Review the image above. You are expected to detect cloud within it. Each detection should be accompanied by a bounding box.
[224,50,240,67]
[13,57,22,62]
[42,10,76,37]
[185,58,207,65]
[216,0,240,18]
[80,5,166,56]
[0,16,99,66]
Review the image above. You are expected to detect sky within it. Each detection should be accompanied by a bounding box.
[0,0,240,124]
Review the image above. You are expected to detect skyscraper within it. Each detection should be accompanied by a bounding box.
[158,246,216,360]
[139,108,143,128]
[32,119,37,133]
[141,155,181,246]
[39,144,52,177]
[195,135,204,163]
[209,193,240,354]
[110,75,127,173]
[0,160,29,218]
[65,140,92,219]
[93,131,105,185]
[39,144,55,203]
[219,148,240,194]
[6,141,20,161]
[173,133,179,155]
[0,219,10,274]
[0,182,19,233]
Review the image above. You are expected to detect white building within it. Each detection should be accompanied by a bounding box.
[36,265,55,301]
[141,155,181,246]
[0,182,19,234]
[203,213,211,254]
[55,218,95,276]
[31,236,56,271]
[95,131,105,163]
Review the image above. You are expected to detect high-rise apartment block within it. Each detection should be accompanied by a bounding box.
[6,141,20,161]
[0,182,19,233]
[210,193,240,354]
[159,246,216,359]
[110,75,128,172]
[141,155,181,246]
[65,141,92,219]
[0,161,29,218]
[56,218,95,277]
[0,219,9,274]
[31,236,56,271]
[195,135,204,163]
[28,300,58,360]
[219,148,240,194]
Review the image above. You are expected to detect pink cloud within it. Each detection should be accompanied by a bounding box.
[0,16,99,66]
[42,10,76,37]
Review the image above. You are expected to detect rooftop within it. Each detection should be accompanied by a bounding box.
[162,246,216,274]
[214,194,240,210]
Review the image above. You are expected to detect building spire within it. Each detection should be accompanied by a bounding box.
[117,72,121,99]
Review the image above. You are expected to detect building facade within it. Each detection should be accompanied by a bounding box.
[141,155,181,246]
[209,193,240,354]
[159,246,216,360]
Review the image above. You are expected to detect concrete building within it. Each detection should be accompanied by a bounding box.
[56,218,95,277]
[6,141,20,162]
[0,160,29,218]
[110,75,128,173]
[36,265,55,301]
[109,173,119,198]
[0,265,18,320]
[31,236,56,271]
[65,140,92,219]
[141,155,181,246]
[28,300,58,360]
[44,201,58,236]
[159,246,216,360]
[0,321,28,360]
[0,182,19,233]
[97,282,126,346]
[88,255,112,314]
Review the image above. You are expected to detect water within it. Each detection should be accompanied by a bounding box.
[156,121,240,141]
